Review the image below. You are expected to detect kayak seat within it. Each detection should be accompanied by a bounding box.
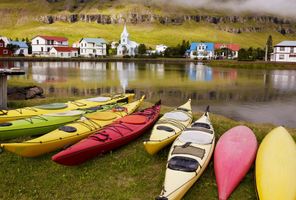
[120,115,146,125]
[88,112,117,121]
[85,96,111,102]
[84,106,104,112]
[168,156,199,172]
[45,110,84,117]
[163,111,190,122]
[0,122,12,127]
[179,131,213,145]
[156,125,175,132]
[59,126,77,133]
[177,107,190,112]
[35,103,68,110]
[186,127,213,134]
[172,145,205,159]
[192,122,211,129]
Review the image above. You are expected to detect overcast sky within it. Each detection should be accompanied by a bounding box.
[156,0,296,17]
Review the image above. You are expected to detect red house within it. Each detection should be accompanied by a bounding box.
[0,39,12,56]
[215,43,240,59]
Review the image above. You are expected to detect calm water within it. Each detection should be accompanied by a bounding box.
[2,61,296,128]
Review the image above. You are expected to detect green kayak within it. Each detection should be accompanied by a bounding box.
[0,103,124,140]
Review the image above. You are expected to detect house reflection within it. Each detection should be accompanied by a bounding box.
[271,70,296,91]
[187,63,213,81]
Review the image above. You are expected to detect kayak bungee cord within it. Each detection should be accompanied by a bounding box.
[23,115,49,124]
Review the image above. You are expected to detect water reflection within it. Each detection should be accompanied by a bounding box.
[2,61,296,127]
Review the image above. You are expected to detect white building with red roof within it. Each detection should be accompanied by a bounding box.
[215,43,240,59]
[49,47,79,58]
[31,35,68,56]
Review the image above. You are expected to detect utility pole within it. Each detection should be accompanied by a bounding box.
[265,44,268,62]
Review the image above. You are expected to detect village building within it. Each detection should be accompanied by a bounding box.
[271,41,296,62]
[0,36,10,47]
[31,35,68,56]
[49,47,79,58]
[0,39,12,56]
[156,44,168,54]
[214,43,240,59]
[10,41,29,56]
[117,25,139,56]
[79,38,107,57]
[187,42,215,60]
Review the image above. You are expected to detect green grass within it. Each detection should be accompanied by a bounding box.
[0,99,295,200]
[2,21,296,48]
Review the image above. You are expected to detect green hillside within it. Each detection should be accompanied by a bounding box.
[0,0,296,48]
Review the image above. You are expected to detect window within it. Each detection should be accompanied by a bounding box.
[93,49,96,53]
[36,40,39,45]
[68,53,70,56]
[47,47,50,52]
[290,47,294,53]
[0,43,3,47]
[3,50,8,54]
[123,39,125,43]
[280,47,285,51]
[61,53,63,57]
[85,43,87,47]
[279,54,284,60]
[41,47,43,52]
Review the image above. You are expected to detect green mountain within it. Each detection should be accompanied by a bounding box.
[1,0,296,48]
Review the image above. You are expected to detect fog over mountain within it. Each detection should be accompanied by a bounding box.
[155,0,296,17]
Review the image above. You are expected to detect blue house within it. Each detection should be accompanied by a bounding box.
[187,42,215,60]
[10,41,29,56]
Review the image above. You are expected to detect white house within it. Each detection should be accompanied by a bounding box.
[0,36,10,47]
[49,47,79,58]
[31,35,68,56]
[117,24,139,56]
[10,41,29,56]
[271,41,296,62]
[79,38,107,57]
[156,44,168,54]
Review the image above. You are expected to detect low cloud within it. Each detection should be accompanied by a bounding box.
[156,0,296,17]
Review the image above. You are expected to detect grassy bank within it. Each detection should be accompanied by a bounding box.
[0,98,295,200]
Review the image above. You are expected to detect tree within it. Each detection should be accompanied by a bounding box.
[138,44,147,55]
[266,35,273,60]
[6,44,19,54]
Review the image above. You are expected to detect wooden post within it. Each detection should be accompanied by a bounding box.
[0,75,7,109]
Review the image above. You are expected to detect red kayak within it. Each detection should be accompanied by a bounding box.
[214,125,258,200]
[52,102,161,166]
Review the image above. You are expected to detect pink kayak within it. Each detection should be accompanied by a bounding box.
[214,125,258,200]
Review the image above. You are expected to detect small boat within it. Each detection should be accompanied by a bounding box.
[52,101,161,166]
[156,106,215,200]
[256,126,296,200]
[0,96,144,157]
[214,125,258,200]
[143,99,192,155]
[0,93,135,122]
[0,103,126,140]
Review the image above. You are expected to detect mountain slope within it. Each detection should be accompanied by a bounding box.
[0,0,295,48]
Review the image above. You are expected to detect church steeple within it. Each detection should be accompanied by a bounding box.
[121,23,129,45]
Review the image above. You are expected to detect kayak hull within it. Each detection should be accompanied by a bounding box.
[0,97,144,157]
[256,126,296,200]
[52,103,161,166]
[214,125,258,200]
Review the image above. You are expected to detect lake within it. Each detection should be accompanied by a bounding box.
[3,61,296,128]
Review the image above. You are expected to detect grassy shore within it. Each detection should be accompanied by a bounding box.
[0,98,295,200]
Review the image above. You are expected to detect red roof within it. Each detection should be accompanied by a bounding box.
[36,35,68,42]
[52,47,78,52]
[215,43,240,51]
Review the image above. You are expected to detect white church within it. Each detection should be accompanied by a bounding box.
[117,24,139,56]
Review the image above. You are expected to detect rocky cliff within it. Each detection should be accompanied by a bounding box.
[37,13,296,34]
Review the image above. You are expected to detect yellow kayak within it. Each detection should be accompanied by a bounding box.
[256,126,296,200]
[0,96,144,157]
[0,93,135,122]
[143,99,193,155]
[157,106,215,200]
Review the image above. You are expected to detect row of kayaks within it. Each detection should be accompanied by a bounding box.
[0,96,295,200]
